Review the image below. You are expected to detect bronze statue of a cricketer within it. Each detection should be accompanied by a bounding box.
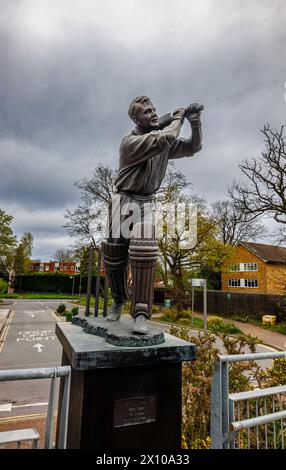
[102,96,203,334]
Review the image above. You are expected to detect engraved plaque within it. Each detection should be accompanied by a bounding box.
[113,395,156,428]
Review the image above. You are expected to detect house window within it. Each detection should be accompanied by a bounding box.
[244,278,258,288]
[71,266,74,271]
[244,262,258,272]
[64,266,67,271]
[229,264,240,272]
[228,278,241,287]
[45,266,49,271]
[60,266,63,271]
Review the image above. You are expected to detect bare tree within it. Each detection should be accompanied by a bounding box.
[64,164,117,247]
[211,200,265,245]
[75,164,116,206]
[53,248,75,262]
[230,125,286,234]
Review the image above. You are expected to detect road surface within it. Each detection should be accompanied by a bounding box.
[0,299,66,418]
[0,299,279,420]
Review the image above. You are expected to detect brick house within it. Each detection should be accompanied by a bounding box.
[29,261,80,275]
[221,241,286,294]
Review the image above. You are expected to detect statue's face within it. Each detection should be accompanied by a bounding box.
[135,102,159,131]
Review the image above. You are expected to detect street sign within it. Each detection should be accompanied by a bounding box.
[191,279,205,287]
[191,279,207,332]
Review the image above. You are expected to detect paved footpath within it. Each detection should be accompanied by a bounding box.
[193,312,286,351]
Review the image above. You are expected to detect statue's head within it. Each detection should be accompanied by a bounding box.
[128,96,159,132]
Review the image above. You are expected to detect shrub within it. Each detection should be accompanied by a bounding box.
[158,306,180,321]
[71,306,79,316]
[65,310,73,322]
[207,316,242,335]
[169,325,261,449]
[0,279,8,294]
[56,303,66,315]
[0,292,20,299]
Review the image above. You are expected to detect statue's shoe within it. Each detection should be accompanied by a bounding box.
[133,314,148,335]
[106,302,123,321]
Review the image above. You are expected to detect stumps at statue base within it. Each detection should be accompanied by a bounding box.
[56,316,196,449]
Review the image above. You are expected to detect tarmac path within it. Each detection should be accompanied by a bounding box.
[0,299,64,419]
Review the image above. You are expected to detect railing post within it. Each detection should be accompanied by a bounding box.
[221,359,229,449]
[57,366,71,449]
[45,367,58,449]
[211,359,223,448]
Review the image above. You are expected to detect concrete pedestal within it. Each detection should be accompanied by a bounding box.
[56,319,196,449]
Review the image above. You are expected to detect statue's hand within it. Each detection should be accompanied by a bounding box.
[186,103,204,122]
[172,107,185,121]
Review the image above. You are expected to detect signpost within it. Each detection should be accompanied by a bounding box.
[191,278,207,332]
[70,276,75,301]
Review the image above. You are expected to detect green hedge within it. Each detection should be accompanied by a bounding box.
[0,278,8,294]
[14,273,104,294]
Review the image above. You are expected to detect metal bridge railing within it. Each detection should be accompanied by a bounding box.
[210,352,286,449]
[0,366,71,449]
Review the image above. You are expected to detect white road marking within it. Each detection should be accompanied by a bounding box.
[33,343,45,352]
[13,402,48,409]
[0,310,15,353]
[16,330,55,343]
[0,402,48,412]
[0,404,12,412]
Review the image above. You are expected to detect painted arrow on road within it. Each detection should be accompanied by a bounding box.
[33,343,45,353]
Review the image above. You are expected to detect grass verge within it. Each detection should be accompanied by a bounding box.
[0,293,75,300]
[154,314,244,335]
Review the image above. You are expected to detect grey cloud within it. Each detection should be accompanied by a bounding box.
[0,0,285,258]
[0,139,83,208]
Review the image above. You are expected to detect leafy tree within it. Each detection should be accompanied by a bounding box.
[0,210,33,291]
[0,209,17,293]
[156,171,233,315]
[14,243,26,276]
[73,245,98,277]
[14,232,34,275]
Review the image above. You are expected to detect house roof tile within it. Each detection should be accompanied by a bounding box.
[239,241,286,264]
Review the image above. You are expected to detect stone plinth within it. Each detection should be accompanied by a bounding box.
[56,317,196,449]
[72,314,165,347]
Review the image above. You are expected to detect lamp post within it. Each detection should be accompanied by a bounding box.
[85,246,94,316]
[79,273,82,300]
[70,275,75,301]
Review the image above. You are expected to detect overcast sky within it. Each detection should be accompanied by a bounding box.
[1,0,285,260]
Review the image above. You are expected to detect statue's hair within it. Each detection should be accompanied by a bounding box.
[128,96,152,121]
